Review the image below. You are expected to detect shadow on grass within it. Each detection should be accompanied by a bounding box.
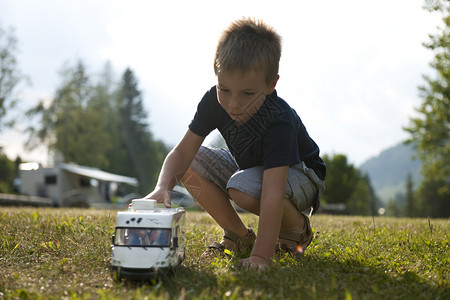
[227,255,449,299]
[112,265,221,299]
[118,254,449,299]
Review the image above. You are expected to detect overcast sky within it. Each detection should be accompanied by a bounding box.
[0,0,441,166]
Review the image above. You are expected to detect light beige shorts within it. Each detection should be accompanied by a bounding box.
[189,146,325,215]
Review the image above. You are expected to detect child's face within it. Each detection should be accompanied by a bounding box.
[216,69,278,125]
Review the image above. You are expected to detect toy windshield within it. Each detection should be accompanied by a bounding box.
[114,228,171,247]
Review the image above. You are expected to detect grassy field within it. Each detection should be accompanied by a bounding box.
[0,207,448,300]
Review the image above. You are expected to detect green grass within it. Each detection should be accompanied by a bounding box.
[0,207,448,299]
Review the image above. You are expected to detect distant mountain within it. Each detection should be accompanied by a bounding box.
[359,142,422,204]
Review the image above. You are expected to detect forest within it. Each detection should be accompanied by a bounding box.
[0,0,448,218]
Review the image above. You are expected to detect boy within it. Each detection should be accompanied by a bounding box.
[146,18,326,270]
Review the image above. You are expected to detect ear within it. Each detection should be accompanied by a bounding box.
[267,75,279,94]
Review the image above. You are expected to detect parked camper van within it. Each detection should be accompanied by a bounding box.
[18,163,138,207]
[110,199,186,280]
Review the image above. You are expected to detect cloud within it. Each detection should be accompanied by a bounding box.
[0,0,442,165]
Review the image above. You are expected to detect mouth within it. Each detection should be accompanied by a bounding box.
[229,112,241,119]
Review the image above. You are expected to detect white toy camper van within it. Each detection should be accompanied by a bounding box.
[110,199,186,280]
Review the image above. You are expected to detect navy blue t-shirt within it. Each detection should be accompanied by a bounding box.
[188,86,326,180]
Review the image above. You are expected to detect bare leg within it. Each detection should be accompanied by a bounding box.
[229,187,305,232]
[181,168,248,238]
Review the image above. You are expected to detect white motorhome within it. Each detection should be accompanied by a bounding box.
[18,162,138,207]
[110,199,186,280]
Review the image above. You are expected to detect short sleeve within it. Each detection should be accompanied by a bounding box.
[188,87,218,137]
[263,119,300,169]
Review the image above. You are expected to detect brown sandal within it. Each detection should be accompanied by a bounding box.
[202,228,256,257]
[276,213,313,257]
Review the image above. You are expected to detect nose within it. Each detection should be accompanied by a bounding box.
[227,95,241,112]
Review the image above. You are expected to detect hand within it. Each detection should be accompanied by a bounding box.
[145,187,172,208]
[239,255,270,271]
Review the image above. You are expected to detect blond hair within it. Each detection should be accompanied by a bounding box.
[214,18,282,84]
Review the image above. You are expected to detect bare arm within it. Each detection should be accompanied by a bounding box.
[146,129,205,207]
[244,165,289,268]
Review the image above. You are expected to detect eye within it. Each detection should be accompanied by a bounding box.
[243,90,257,97]
[217,86,230,93]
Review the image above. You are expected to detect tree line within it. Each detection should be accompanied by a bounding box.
[0,25,169,195]
[25,61,169,194]
[321,0,449,218]
[0,25,26,194]
[392,0,449,218]
[0,0,448,216]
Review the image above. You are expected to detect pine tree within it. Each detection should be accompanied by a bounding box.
[116,68,168,193]
[403,173,415,217]
[321,154,379,215]
[26,61,111,167]
[0,25,27,129]
[404,0,450,217]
